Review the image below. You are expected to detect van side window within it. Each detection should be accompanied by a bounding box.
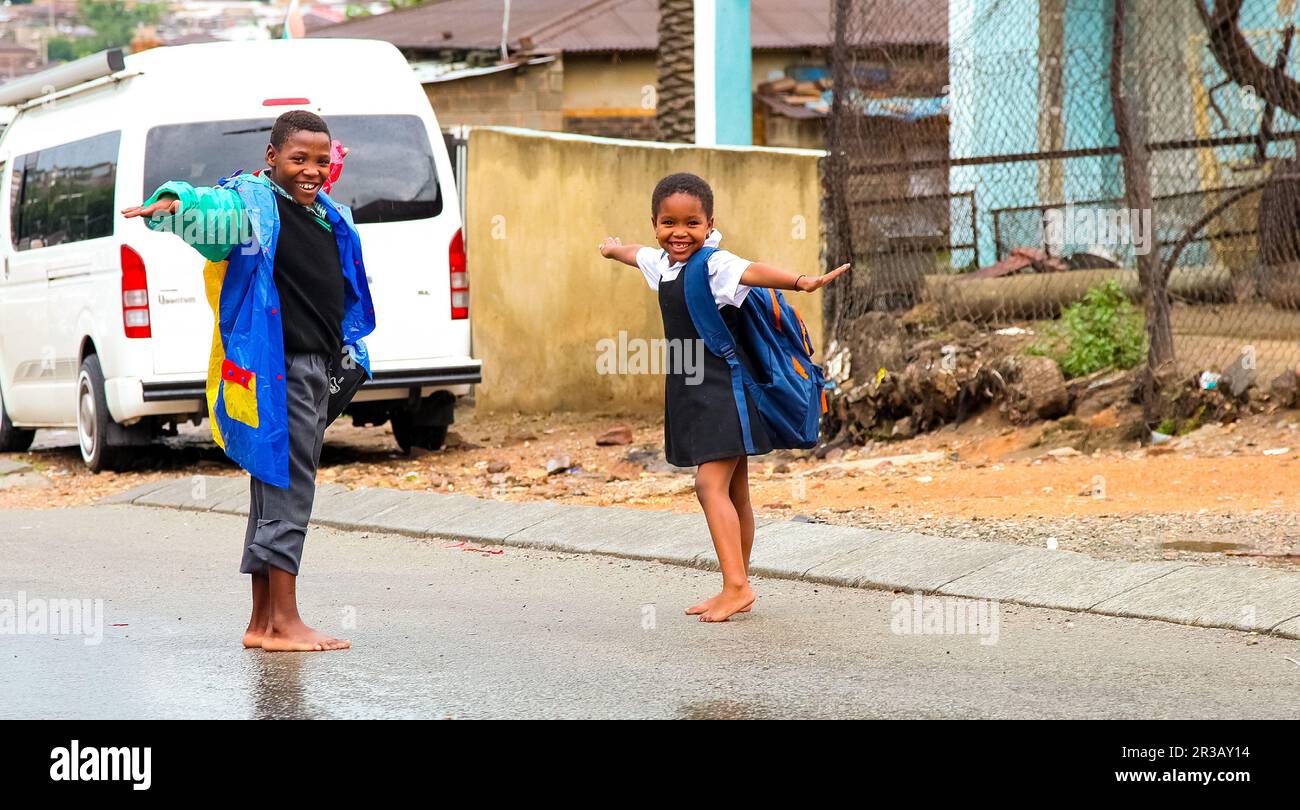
[14,131,121,251]
[8,158,21,250]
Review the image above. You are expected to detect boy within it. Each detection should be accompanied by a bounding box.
[122,110,375,652]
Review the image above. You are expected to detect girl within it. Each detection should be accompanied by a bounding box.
[599,173,849,622]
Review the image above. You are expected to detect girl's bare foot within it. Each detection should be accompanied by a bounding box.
[686,593,753,615]
[260,619,350,652]
[685,594,717,615]
[698,585,755,622]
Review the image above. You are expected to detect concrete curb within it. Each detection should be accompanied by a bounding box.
[0,459,33,476]
[106,474,1300,639]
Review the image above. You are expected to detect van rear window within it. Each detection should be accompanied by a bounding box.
[143,115,442,224]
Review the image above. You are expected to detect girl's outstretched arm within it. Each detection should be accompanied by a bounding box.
[741,261,851,292]
[599,236,644,268]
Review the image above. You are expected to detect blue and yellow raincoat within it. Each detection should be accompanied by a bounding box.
[144,170,375,488]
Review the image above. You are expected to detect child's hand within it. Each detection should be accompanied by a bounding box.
[797,262,851,292]
[121,197,180,219]
[600,236,643,267]
[599,236,623,258]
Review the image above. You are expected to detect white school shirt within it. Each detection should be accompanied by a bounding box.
[634,229,753,308]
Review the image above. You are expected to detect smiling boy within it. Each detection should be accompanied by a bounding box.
[121,110,375,652]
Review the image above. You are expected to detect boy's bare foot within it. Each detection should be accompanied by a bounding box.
[244,572,271,647]
[241,624,268,649]
[685,593,753,615]
[697,585,756,622]
[260,620,350,652]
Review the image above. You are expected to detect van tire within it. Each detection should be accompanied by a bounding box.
[76,355,124,472]
[391,412,448,454]
[0,381,36,453]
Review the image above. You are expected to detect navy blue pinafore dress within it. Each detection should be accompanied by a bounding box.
[657,265,773,467]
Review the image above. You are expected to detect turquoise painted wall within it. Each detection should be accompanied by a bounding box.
[1060,0,1120,205]
[948,0,1117,265]
[716,0,753,146]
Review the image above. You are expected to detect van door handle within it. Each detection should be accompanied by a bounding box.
[46,262,93,281]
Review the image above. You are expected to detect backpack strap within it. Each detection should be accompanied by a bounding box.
[682,246,755,455]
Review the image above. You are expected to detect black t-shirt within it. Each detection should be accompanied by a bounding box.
[272,194,344,356]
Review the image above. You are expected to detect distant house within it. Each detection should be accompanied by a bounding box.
[0,45,41,82]
[302,4,348,33]
[310,0,848,145]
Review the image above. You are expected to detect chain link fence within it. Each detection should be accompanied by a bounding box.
[822,0,1300,442]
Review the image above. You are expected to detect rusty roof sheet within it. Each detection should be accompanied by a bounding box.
[311,0,946,53]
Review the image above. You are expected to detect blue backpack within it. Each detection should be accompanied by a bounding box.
[683,246,828,451]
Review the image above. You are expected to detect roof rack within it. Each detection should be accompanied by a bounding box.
[0,48,126,109]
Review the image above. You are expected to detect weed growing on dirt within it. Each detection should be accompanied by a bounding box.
[1028,281,1146,377]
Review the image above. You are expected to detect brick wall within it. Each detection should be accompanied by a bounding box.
[563,114,659,141]
[424,58,565,131]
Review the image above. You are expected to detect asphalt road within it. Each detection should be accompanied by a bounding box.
[1,505,1297,719]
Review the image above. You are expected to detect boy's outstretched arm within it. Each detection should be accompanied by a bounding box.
[741,261,851,292]
[121,181,246,263]
[598,236,644,268]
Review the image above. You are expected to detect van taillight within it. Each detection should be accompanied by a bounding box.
[121,245,151,339]
[449,227,468,320]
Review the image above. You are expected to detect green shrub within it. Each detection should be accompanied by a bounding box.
[1028,280,1146,378]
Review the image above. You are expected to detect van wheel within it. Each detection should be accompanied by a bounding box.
[391,412,448,454]
[0,381,36,452]
[77,355,123,472]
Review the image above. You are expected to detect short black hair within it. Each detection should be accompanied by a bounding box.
[270,110,330,148]
[652,172,714,218]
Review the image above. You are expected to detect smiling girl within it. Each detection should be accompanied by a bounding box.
[599,173,848,622]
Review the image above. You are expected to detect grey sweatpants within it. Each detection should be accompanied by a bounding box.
[241,352,329,576]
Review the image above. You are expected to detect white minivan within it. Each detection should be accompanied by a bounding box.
[0,39,480,470]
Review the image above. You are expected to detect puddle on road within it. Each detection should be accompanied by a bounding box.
[1161,540,1247,553]
[1161,538,1300,563]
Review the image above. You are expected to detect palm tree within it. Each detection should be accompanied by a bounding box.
[656,0,695,142]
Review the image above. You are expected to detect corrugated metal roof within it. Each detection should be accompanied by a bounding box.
[411,54,556,83]
[518,0,658,53]
[313,0,559,51]
[311,0,946,53]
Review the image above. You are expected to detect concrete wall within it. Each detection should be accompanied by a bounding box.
[467,127,827,413]
[562,53,657,111]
